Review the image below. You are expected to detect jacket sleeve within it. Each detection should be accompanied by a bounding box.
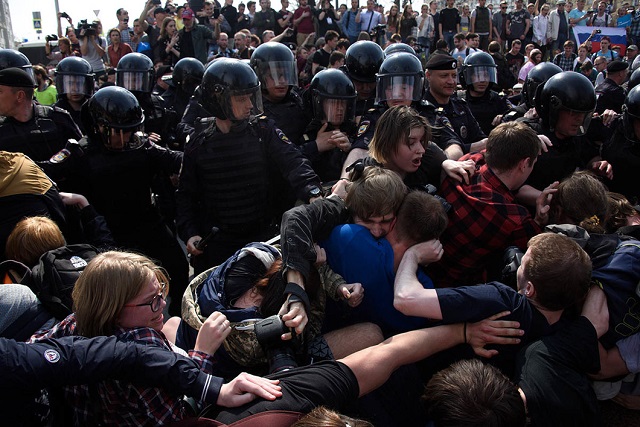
[280,195,351,281]
[0,335,223,404]
[175,142,204,241]
[78,204,117,250]
[265,122,322,202]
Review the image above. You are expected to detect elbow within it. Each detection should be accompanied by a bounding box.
[393,292,418,316]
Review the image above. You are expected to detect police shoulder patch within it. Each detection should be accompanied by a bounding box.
[275,128,291,144]
[50,149,70,164]
[44,349,60,363]
[357,120,370,137]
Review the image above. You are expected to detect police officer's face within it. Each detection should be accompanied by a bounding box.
[385,82,414,106]
[354,80,375,100]
[555,109,587,138]
[230,94,254,119]
[107,128,132,150]
[0,85,21,117]
[387,126,426,175]
[427,70,458,99]
[264,69,289,101]
[323,98,347,125]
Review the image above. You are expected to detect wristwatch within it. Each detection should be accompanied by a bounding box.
[308,186,322,200]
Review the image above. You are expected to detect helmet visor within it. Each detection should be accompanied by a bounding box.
[375,75,423,105]
[553,107,594,136]
[465,66,497,85]
[315,96,356,126]
[59,75,93,96]
[117,71,152,92]
[226,87,263,121]
[103,129,146,151]
[259,61,298,89]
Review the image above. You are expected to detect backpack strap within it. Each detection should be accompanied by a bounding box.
[0,303,53,341]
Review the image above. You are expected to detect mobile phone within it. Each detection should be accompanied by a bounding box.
[213,7,220,19]
[596,29,601,33]
[129,30,135,37]
[152,0,162,4]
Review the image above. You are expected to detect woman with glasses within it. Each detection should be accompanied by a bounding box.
[30,251,280,425]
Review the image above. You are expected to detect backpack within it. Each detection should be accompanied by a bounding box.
[28,244,99,320]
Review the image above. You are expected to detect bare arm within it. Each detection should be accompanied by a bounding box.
[393,241,444,319]
[340,147,368,178]
[139,0,155,31]
[471,14,477,33]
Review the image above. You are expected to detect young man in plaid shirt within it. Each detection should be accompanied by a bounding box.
[428,122,555,288]
[552,40,578,71]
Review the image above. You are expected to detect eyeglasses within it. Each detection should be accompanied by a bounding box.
[124,282,166,312]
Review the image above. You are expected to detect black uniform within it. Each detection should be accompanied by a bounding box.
[0,103,82,161]
[590,78,626,143]
[41,137,189,315]
[262,89,310,146]
[424,91,487,153]
[176,117,322,273]
[501,102,529,123]
[458,89,512,136]
[601,119,640,202]
[300,120,357,183]
[53,98,86,134]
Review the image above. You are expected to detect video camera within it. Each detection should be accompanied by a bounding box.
[254,315,298,374]
[45,34,58,42]
[77,19,99,37]
[370,23,386,38]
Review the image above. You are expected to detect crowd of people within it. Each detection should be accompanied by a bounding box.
[1,0,640,426]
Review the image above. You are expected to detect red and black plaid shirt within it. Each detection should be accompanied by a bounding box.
[429,152,541,288]
[30,314,215,426]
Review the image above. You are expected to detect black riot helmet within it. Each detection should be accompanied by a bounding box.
[522,62,562,108]
[375,52,424,106]
[197,58,263,121]
[83,86,146,151]
[344,41,385,83]
[622,86,640,140]
[535,71,596,135]
[629,68,640,92]
[384,43,416,57]
[309,69,357,127]
[460,51,497,91]
[173,57,205,96]
[55,56,94,98]
[0,49,34,80]
[116,53,155,93]
[250,42,298,95]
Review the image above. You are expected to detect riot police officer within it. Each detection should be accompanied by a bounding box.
[601,86,640,202]
[116,53,174,146]
[424,54,486,159]
[0,67,81,161]
[521,72,609,202]
[169,58,207,146]
[502,62,562,124]
[54,56,95,133]
[458,52,512,136]
[302,69,357,182]
[42,86,188,316]
[175,58,322,273]
[0,49,34,79]
[590,60,628,144]
[384,43,416,57]
[343,41,385,119]
[250,41,310,146]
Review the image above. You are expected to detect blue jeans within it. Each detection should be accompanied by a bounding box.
[443,31,455,51]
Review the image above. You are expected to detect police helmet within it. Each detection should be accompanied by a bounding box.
[197,58,263,121]
[0,49,34,80]
[55,57,94,98]
[535,72,596,135]
[83,86,146,151]
[116,53,155,93]
[629,68,640,92]
[622,86,640,140]
[522,62,562,108]
[375,52,424,106]
[384,43,416,57]
[173,57,205,96]
[310,69,357,127]
[344,41,385,83]
[250,42,297,94]
[460,52,497,91]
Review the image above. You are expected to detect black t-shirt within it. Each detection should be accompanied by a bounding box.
[312,48,331,68]
[210,361,359,423]
[516,316,602,426]
[439,7,460,32]
[179,30,195,59]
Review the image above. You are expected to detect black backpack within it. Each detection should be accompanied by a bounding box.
[28,244,99,320]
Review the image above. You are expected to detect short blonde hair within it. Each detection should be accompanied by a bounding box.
[6,217,65,267]
[72,251,169,337]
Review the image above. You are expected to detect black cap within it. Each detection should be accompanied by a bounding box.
[425,54,457,70]
[154,7,169,15]
[607,60,628,73]
[0,67,35,88]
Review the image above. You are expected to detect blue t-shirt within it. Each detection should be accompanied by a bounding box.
[568,8,588,26]
[617,14,632,27]
[321,224,432,335]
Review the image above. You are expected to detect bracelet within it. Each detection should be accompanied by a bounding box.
[463,322,467,344]
[285,282,311,313]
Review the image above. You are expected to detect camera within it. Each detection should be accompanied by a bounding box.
[77,19,98,37]
[254,315,298,374]
[213,7,221,19]
[596,29,602,33]
[586,9,594,13]
[45,34,58,42]
[501,246,524,290]
[370,23,386,38]
[60,12,70,19]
